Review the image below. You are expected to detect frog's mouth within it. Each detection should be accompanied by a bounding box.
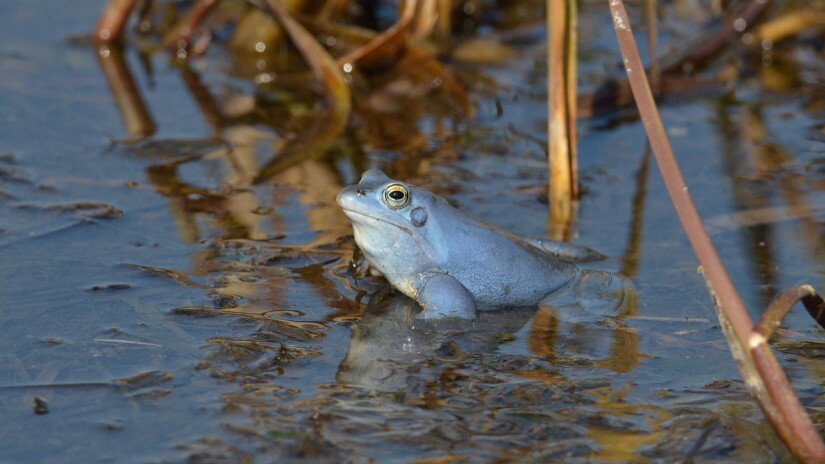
[341,209,412,235]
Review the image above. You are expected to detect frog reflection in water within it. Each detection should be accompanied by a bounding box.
[337,169,633,320]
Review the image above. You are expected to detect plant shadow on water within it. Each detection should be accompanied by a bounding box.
[1,0,825,462]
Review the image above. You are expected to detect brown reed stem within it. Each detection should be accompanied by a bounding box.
[642,0,659,94]
[93,0,140,44]
[547,0,578,240]
[162,0,219,51]
[96,45,156,138]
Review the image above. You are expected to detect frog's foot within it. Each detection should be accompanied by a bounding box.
[540,270,636,322]
[413,272,477,320]
[524,237,606,263]
[575,270,635,314]
[350,253,371,279]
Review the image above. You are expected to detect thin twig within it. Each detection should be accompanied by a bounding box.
[627,315,709,324]
[0,382,113,390]
[93,338,163,347]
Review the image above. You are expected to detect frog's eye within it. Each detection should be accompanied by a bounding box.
[383,184,410,209]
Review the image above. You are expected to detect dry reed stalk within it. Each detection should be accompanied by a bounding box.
[756,8,825,43]
[755,286,825,337]
[607,1,825,462]
[93,0,140,44]
[96,46,156,138]
[318,0,350,21]
[338,0,418,69]
[619,149,650,278]
[253,0,351,182]
[642,0,659,93]
[162,0,219,51]
[435,0,451,39]
[581,0,773,116]
[263,0,349,132]
[660,0,772,74]
[547,0,578,240]
[412,0,437,40]
[180,67,225,131]
[564,0,578,197]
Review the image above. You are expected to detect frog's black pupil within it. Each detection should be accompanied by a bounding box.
[389,190,405,201]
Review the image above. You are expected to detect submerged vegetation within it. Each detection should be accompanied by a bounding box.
[2,0,825,461]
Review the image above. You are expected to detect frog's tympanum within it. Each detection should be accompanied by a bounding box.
[337,169,632,320]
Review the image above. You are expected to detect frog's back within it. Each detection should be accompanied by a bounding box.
[431,209,577,309]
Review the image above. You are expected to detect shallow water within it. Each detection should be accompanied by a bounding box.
[1,0,824,462]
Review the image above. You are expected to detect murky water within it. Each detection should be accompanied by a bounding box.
[1,1,824,462]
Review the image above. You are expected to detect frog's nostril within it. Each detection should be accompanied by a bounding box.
[355,189,366,196]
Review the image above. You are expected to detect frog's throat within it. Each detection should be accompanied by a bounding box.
[342,209,413,236]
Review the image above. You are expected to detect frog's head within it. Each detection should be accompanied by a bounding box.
[337,169,439,268]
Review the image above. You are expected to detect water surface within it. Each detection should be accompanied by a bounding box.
[1,1,824,462]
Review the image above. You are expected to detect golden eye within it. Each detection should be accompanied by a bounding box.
[383,184,410,209]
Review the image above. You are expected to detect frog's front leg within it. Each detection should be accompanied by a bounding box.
[413,271,477,320]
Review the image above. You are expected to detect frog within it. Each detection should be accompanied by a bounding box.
[337,169,633,320]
